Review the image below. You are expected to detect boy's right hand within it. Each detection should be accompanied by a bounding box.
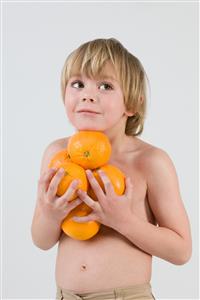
[37,168,82,223]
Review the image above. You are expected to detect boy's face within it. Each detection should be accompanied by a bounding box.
[64,61,133,132]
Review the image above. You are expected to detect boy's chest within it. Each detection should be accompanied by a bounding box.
[109,154,146,198]
[108,156,156,224]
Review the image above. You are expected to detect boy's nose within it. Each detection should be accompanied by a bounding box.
[81,97,97,103]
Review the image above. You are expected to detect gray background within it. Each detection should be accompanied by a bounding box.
[2,1,198,299]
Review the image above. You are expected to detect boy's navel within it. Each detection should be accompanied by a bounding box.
[80,264,87,271]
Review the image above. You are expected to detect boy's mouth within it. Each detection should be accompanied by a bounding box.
[77,109,101,114]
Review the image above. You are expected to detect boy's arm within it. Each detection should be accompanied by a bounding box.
[116,148,192,265]
[31,202,63,250]
[31,140,64,250]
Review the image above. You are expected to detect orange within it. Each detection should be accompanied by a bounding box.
[61,203,100,240]
[48,149,71,169]
[67,131,112,169]
[49,160,88,200]
[88,164,125,201]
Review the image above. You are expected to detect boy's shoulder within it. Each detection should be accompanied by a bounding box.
[137,139,176,178]
[139,140,171,161]
[44,136,70,156]
[133,137,169,160]
[48,136,70,150]
[139,138,171,160]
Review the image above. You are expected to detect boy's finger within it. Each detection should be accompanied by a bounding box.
[38,168,57,194]
[124,177,133,199]
[97,170,115,196]
[72,212,97,223]
[46,168,66,199]
[63,198,82,212]
[85,170,105,201]
[77,189,99,210]
[56,196,82,211]
[58,179,80,203]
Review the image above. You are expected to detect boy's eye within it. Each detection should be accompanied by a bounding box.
[71,80,113,90]
[99,82,113,90]
[71,80,84,89]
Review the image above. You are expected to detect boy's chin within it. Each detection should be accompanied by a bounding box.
[74,124,105,132]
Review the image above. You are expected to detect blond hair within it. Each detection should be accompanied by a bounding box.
[61,38,149,136]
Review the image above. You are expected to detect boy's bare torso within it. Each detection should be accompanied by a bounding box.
[54,136,157,293]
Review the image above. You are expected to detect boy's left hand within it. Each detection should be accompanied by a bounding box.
[72,169,134,230]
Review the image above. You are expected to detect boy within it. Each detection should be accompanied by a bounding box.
[31,38,192,300]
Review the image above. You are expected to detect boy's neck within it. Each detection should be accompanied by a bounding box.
[104,128,138,155]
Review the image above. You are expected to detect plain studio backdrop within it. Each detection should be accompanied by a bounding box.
[2,1,198,299]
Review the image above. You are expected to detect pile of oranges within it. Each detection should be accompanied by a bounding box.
[49,131,125,240]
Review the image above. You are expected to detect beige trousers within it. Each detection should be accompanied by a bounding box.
[56,283,156,300]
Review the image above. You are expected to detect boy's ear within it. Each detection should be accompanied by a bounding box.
[125,96,144,117]
[125,111,135,117]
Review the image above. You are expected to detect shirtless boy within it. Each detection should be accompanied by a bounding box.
[31,38,192,300]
